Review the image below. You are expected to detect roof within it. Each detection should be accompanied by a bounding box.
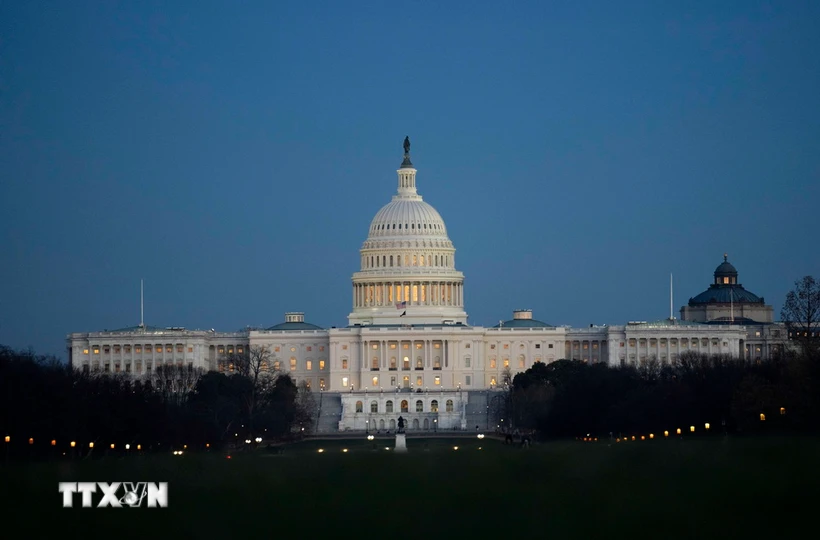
[628,319,704,328]
[704,317,770,325]
[347,323,469,329]
[689,285,763,305]
[266,321,324,331]
[714,254,738,277]
[493,318,553,328]
[107,324,167,333]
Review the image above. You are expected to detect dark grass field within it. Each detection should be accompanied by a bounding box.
[0,435,816,539]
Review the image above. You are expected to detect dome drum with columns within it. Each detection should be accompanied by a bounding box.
[348,139,468,326]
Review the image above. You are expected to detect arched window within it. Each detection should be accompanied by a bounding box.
[420,254,425,266]
[390,255,393,267]
[415,400,423,412]
[273,360,281,371]
[379,419,385,430]
[433,356,441,369]
[416,356,423,369]
[390,357,397,369]
[355,401,363,413]
[403,356,410,369]
[400,400,409,413]
[446,399,454,412]
[386,400,394,413]
[371,401,378,413]
[372,357,379,369]
[430,400,439,412]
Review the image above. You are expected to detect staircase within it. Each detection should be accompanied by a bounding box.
[314,392,342,434]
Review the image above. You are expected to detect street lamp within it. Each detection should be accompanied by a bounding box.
[434,419,437,433]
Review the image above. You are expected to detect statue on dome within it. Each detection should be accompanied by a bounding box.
[403,136,410,155]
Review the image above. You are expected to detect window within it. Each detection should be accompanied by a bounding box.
[503,358,509,368]
[290,358,297,370]
[237,347,243,354]
[188,346,193,353]
[464,357,471,368]
[445,399,454,412]
[82,364,89,373]
[83,348,89,354]
[306,380,312,389]
[290,347,296,352]
[319,346,324,351]
[306,346,312,352]
[275,346,280,352]
[518,355,525,368]
[503,344,509,350]
[103,347,110,354]
[415,357,423,369]
[93,348,99,355]
[372,376,378,386]
[465,375,471,386]
[342,345,348,350]
[434,375,441,386]
[342,358,348,369]
[400,400,409,413]
[490,377,497,386]
[416,343,423,350]
[342,376,349,388]
[104,364,110,372]
[273,360,281,371]
[176,345,184,353]
[319,360,325,370]
[355,401,363,413]
[403,356,410,369]
[465,343,470,349]
[403,343,409,349]
[490,344,496,350]
[372,357,379,369]
[217,347,223,354]
[166,346,172,353]
[430,400,439,412]
[372,344,378,350]
[535,344,540,349]
[390,357,397,369]
[390,343,397,349]
[306,361,313,371]
[319,378,325,389]
[490,358,496,369]
[124,345,131,353]
[416,376,422,386]
[261,361,269,372]
[390,376,396,386]
[386,400,394,412]
[548,344,553,349]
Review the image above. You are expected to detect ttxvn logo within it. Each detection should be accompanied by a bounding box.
[58,482,168,508]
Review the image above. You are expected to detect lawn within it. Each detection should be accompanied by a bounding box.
[0,435,815,539]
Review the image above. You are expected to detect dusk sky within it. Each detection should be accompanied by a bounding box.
[2,1,818,359]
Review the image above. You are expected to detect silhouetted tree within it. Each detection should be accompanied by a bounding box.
[782,276,820,355]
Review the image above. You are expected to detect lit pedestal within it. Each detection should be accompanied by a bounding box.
[395,433,407,453]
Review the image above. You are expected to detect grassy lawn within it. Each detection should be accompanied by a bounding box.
[0,435,815,538]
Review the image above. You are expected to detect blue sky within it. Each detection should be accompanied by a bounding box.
[1,1,818,358]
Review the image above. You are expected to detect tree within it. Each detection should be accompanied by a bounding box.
[781,276,820,355]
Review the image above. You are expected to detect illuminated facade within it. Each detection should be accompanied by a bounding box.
[66,141,791,432]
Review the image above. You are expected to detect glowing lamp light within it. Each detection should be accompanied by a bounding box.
[664,431,669,437]
[367,435,374,441]
[125,444,130,450]
[453,446,459,450]
[631,436,635,441]
[649,434,654,439]
[29,438,34,445]
[183,444,187,449]
[676,428,681,435]
[690,426,695,433]
[226,455,232,459]
[51,439,56,446]
[70,441,76,448]
[137,444,141,450]
[384,447,390,451]
[89,442,94,449]
[110,443,115,449]
[780,407,786,415]
[616,438,620,443]
[206,443,210,448]
[342,448,348,453]
[594,438,598,441]
[317,448,324,453]
[477,434,485,439]
[4,436,9,443]
[760,413,766,421]
[255,437,262,443]
[705,423,710,431]
[641,436,645,441]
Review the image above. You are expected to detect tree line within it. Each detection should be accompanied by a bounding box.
[0,345,314,458]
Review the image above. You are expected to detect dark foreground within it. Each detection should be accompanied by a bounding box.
[0,435,815,539]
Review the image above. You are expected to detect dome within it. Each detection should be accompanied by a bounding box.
[689,286,763,305]
[367,199,449,239]
[266,312,323,331]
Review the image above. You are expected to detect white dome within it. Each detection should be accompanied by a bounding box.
[367,198,449,238]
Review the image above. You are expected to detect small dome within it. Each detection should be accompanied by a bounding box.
[714,254,738,278]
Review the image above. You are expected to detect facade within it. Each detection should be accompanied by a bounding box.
[66,140,792,432]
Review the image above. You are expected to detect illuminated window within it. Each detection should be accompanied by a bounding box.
[355,401,363,413]
[274,346,280,352]
[83,348,89,354]
[400,400,408,412]
[518,356,525,368]
[319,360,325,370]
[403,343,409,349]
[416,400,423,412]
[342,376,349,387]
[290,347,296,352]
[342,358,348,369]
[389,356,397,369]
[386,400,394,413]
[433,356,441,369]
[416,357,423,369]
[372,376,378,386]
[583,343,588,350]
[166,346,172,353]
[416,376,422,386]
[503,344,509,350]
[490,358,496,369]
[218,347,224,354]
[187,346,193,353]
[370,401,378,413]
[319,378,325,389]
[306,361,312,371]
[260,361,269,372]
[445,399,453,412]
[372,357,379,369]
[306,380,312,389]
[403,356,410,369]
[434,376,441,386]
[342,345,347,350]
[490,377,497,386]
[390,343,396,349]
[290,358,297,370]
[503,358,509,368]
[319,346,324,352]
[306,346,312,352]
[136,346,142,353]
[93,348,99,354]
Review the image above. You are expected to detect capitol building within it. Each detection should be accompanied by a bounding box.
[66,140,790,432]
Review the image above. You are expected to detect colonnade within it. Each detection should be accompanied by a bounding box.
[353,281,463,308]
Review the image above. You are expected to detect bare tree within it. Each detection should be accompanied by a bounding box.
[294,380,317,434]
[781,276,820,355]
[152,363,203,405]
